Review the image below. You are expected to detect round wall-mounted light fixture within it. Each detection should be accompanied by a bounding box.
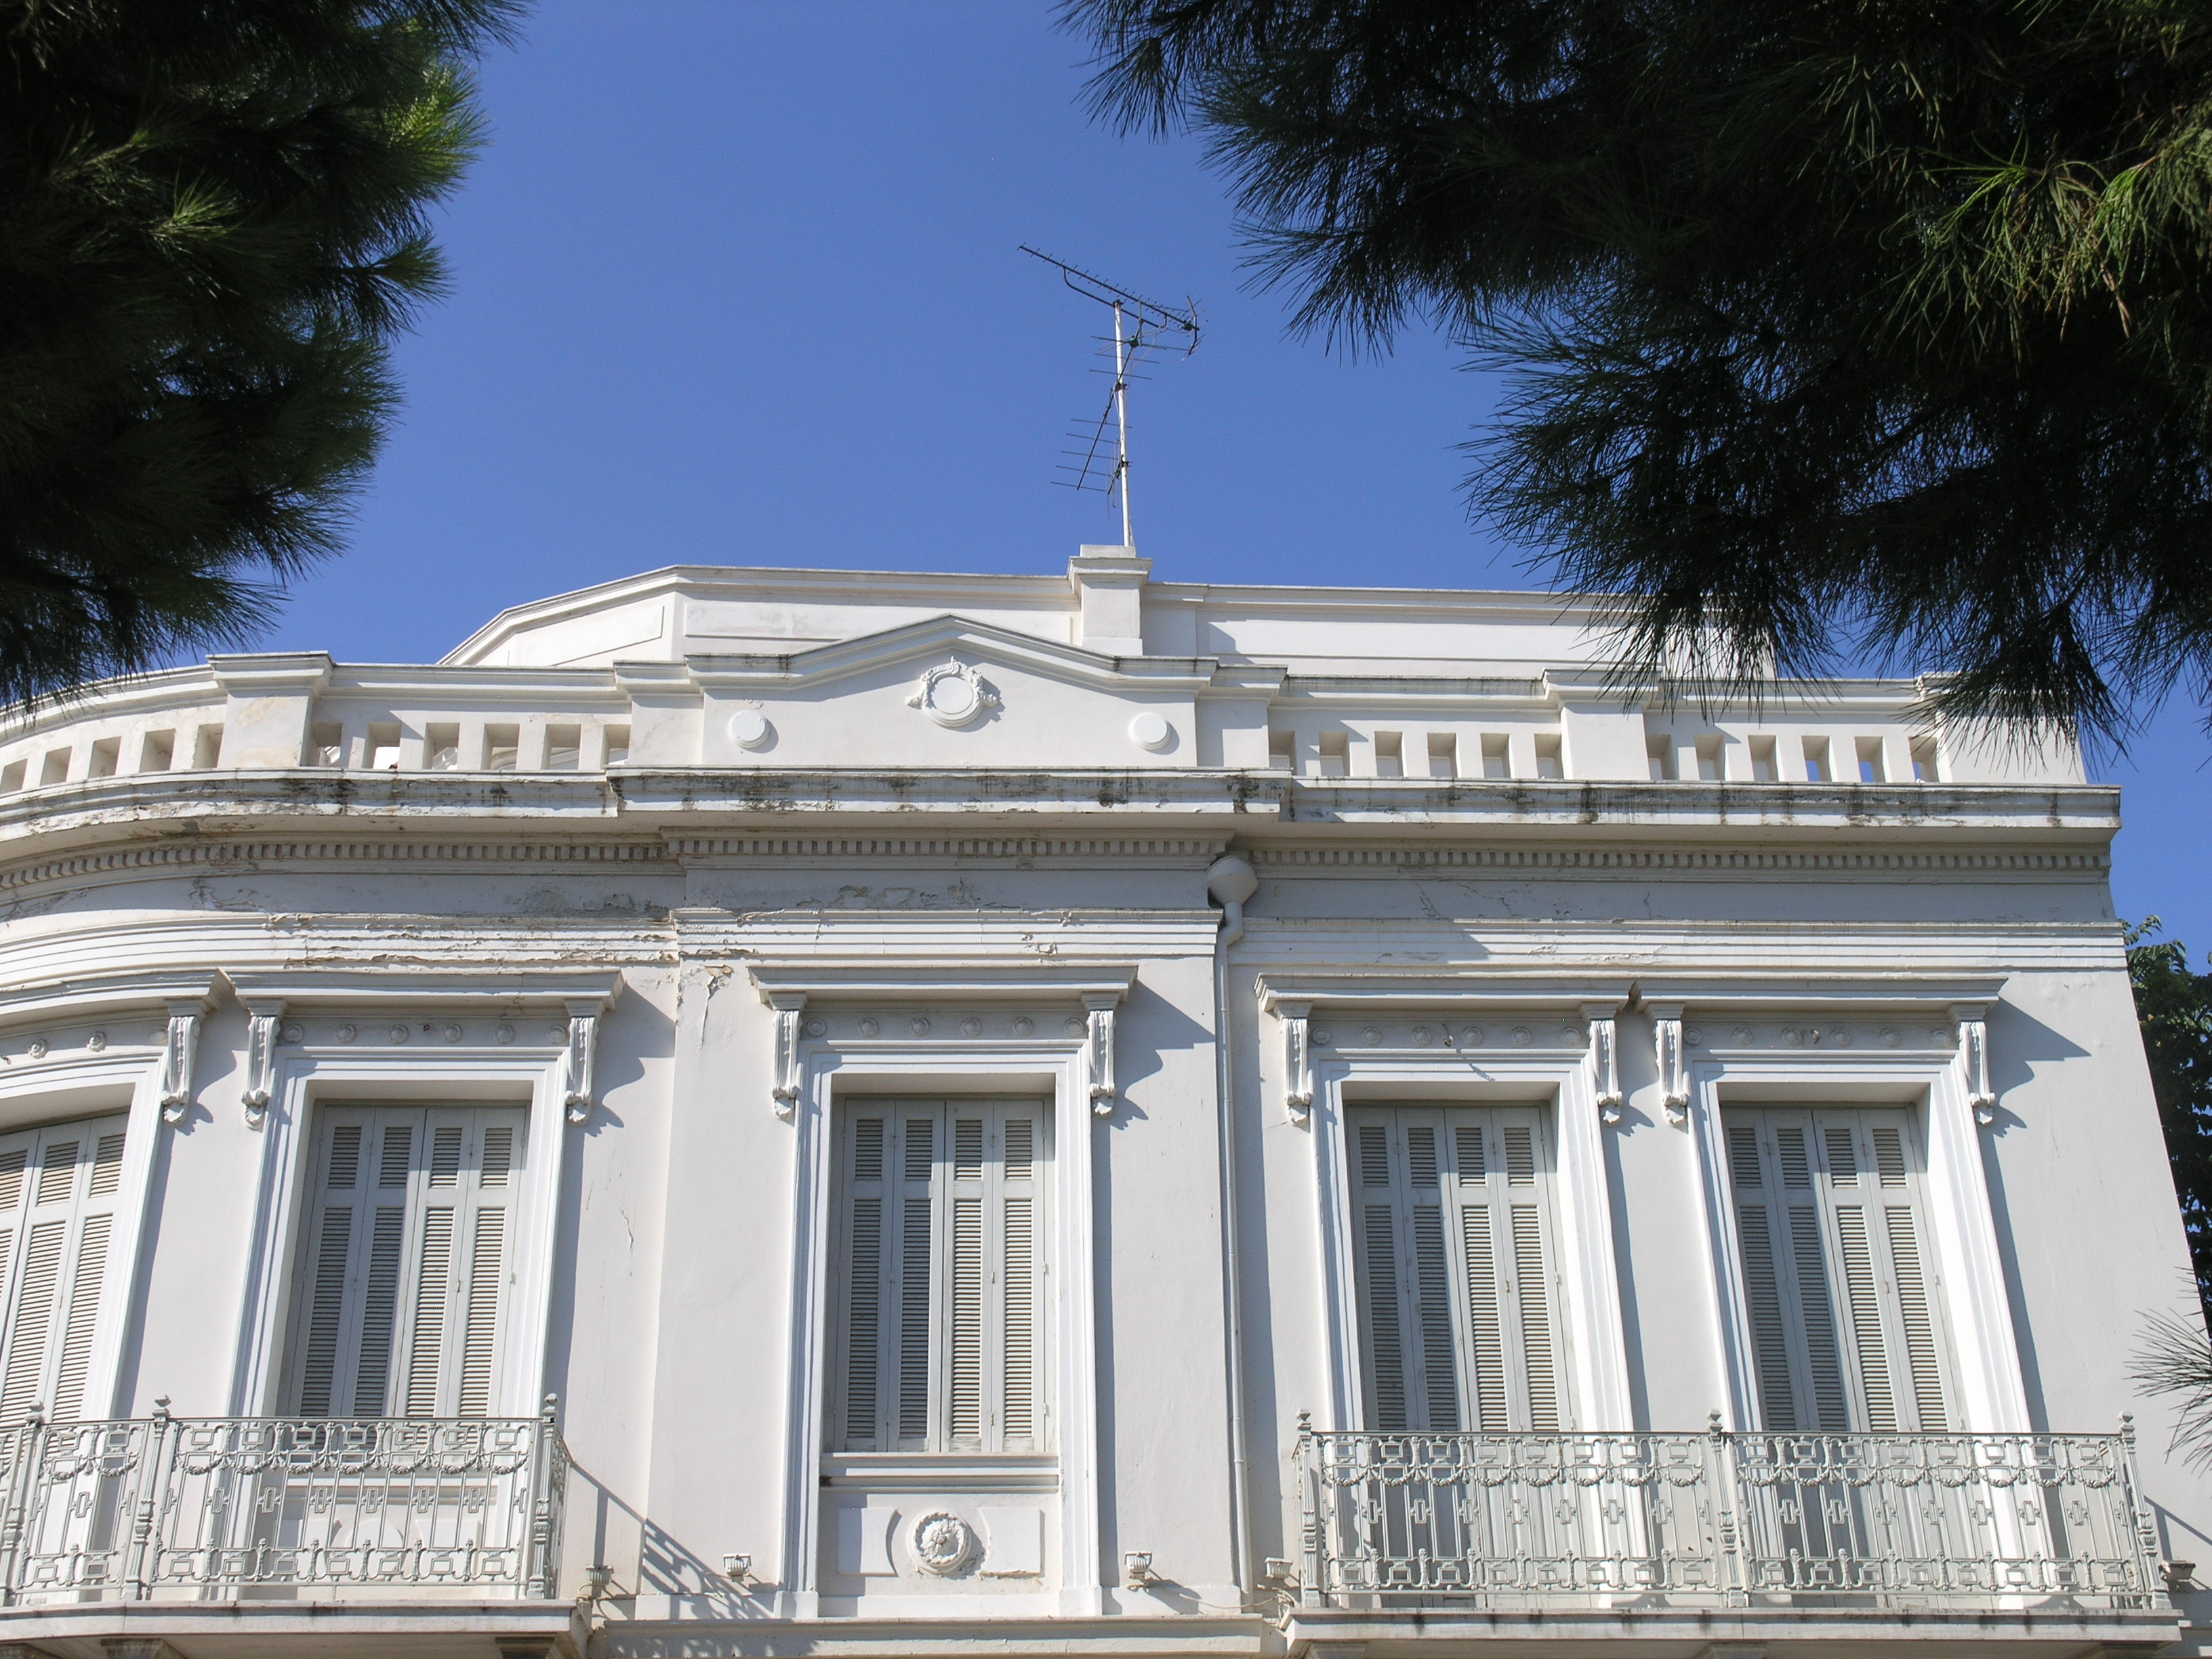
[1129,711,1173,752]
[730,708,773,750]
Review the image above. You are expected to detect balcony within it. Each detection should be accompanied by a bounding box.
[0,1404,566,1605]
[1289,1422,2176,1652]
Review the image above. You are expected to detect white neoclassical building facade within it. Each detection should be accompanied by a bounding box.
[0,546,2196,1659]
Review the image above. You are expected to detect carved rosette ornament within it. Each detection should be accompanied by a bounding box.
[905,659,1000,729]
[910,1512,978,1576]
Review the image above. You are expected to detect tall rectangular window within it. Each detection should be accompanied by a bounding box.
[1724,1107,1952,1432]
[0,1115,127,1422]
[1348,1104,1566,1433]
[830,1099,1049,1454]
[289,1105,525,1418]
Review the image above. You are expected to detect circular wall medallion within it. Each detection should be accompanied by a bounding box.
[87,1030,108,1052]
[911,1512,978,1576]
[909,1017,932,1038]
[390,1025,411,1045]
[443,1023,464,1044]
[1011,1016,1033,1038]
[1511,1025,1532,1047]
[1880,1027,1900,1048]
[1311,1026,1332,1047]
[278,1023,302,1045]
[1732,1025,1753,1046]
[1831,1028,1853,1048]
[857,1017,880,1038]
[1411,1026,1433,1047]
[959,1017,983,1039]
[336,1024,357,1044]
[1362,1026,1382,1046]
[1128,712,1172,752]
[496,1023,516,1044]
[1464,1026,1486,1047]
[730,709,773,751]
[906,661,1000,729]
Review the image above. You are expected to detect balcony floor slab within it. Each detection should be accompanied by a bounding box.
[0,1597,586,1659]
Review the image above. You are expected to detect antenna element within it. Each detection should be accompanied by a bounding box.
[1021,245,1200,552]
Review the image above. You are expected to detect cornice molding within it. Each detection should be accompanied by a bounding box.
[664,834,1226,863]
[224,969,626,1010]
[749,961,1136,1003]
[0,968,222,1028]
[1257,970,2009,1013]
[1249,844,2110,874]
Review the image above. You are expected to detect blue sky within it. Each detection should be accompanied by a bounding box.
[262,1,2212,955]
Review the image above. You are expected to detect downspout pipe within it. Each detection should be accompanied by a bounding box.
[1206,853,1259,1601]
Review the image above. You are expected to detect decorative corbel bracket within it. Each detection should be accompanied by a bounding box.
[1584,1001,1624,1126]
[1650,1002,1689,1128]
[563,997,610,1124]
[1084,991,1119,1116]
[160,995,209,1125]
[1952,1002,1996,1125]
[1275,999,1314,1126]
[767,991,807,1121]
[241,998,286,1128]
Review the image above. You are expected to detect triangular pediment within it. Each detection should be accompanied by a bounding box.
[682,613,1213,693]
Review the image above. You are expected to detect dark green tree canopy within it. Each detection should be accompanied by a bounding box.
[0,0,517,705]
[1069,1,2212,743]
[2131,918,2212,1321]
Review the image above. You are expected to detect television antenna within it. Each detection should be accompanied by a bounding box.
[1021,245,1200,551]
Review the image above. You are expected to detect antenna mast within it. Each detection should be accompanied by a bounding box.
[1021,245,1200,552]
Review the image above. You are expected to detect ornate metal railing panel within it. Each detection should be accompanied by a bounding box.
[1296,1420,2162,1612]
[0,1401,566,1603]
[1298,1426,1724,1606]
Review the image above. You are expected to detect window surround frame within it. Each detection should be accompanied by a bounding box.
[0,968,220,1422]
[225,972,621,1422]
[751,959,1132,1624]
[1679,994,2028,1436]
[1273,995,1637,1437]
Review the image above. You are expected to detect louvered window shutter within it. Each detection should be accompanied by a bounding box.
[292,1106,525,1418]
[830,1100,1048,1454]
[0,1117,128,1423]
[1349,1105,1567,1433]
[1725,1109,1952,1431]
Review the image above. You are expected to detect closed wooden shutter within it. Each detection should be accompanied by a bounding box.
[0,1117,128,1423]
[1348,1105,1566,1433]
[1724,1108,1951,1431]
[830,1099,1048,1454]
[291,1105,524,1418]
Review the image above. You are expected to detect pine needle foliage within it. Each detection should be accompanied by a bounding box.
[1067,1,2212,744]
[0,0,520,705]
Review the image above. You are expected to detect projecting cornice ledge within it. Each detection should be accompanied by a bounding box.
[1256,971,2008,1014]
[747,961,1135,1004]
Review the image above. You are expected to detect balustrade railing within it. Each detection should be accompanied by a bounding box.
[1295,1418,2161,1613]
[0,1399,566,1603]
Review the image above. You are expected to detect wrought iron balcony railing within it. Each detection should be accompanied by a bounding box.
[0,1399,567,1603]
[1294,1418,2163,1612]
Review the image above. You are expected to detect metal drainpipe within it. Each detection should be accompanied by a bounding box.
[1206,853,1259,1604]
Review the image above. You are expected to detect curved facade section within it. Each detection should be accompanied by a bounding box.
[0,550,2190,1659]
